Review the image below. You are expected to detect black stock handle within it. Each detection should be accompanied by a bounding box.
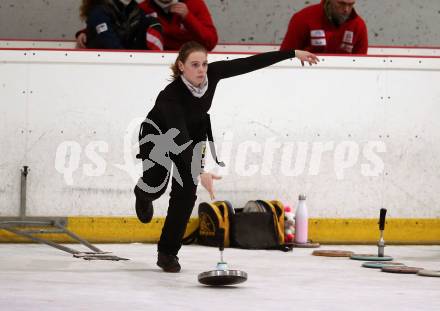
[216,228,225,251]
[379,208,387,230]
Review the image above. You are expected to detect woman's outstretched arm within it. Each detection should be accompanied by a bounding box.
[208,50,318,80]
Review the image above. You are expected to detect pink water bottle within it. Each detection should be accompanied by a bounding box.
[294,194,308,244]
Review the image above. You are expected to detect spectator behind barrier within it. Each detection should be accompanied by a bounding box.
[78,0,163,50]
[280,0,368,54]
[77,0,217,51]
[138,0,218,51]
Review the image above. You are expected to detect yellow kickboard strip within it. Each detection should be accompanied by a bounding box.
[0,217,439,244]
[0,217,199,243]
[309,218,440,244]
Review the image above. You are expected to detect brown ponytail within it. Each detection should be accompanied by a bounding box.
[170,41,208,80]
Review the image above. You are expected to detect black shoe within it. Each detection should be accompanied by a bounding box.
[134,186,154,223]
[157,252,181,273]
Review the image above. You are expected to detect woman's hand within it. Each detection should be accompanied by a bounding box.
[170,2,189,19]
[200,172,222,200]
[295,50,319,66]
[76,33,87,48]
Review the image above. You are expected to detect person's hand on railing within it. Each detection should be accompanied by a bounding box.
[295,50,319,66]
[76,32,87,49]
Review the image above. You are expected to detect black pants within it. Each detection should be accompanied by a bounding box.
[135,134,198,256]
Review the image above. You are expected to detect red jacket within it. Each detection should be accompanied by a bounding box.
[280,0,368,54]
[138,0,218,51]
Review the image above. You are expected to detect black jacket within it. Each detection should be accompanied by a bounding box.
[86,0,160,49]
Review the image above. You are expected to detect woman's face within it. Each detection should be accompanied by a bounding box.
[178,51,208,87]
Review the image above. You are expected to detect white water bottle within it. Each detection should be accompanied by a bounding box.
[294,194,308,244]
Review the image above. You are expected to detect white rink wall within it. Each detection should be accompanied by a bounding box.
[0,49,439,218]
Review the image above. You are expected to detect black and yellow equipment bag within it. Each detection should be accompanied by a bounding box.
[197,200,234,247]
[230,200,285,249]
[186,199,287,250]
